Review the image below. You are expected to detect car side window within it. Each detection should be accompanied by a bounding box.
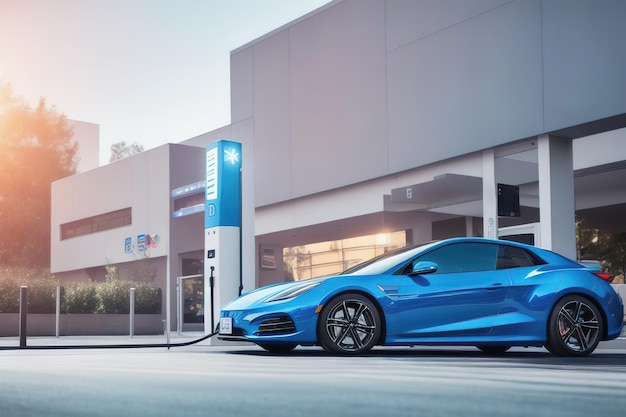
[496,244,543,269]
[413,242,498,274]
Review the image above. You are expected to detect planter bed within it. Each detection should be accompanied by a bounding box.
[0,313,163,337]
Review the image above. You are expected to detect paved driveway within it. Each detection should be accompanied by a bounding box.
[1,340,625,417]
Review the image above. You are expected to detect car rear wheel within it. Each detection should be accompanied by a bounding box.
[318,293,381,355]
[257,343,297,354]
[545,295,603,357]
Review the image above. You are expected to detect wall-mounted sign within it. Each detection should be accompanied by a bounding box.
[171,180,206,198]
[125,234,159,254]
[124,237,133,254]
[137,234,147,251]
[260,248,276,269]
[147,234,159,248]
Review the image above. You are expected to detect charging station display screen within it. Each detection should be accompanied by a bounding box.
[205,140,242,228]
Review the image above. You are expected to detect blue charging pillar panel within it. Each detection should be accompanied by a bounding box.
[204,140,242,336]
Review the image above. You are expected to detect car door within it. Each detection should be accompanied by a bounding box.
[491,243,553,336]
[394,242,511,340]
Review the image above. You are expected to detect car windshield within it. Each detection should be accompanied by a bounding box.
[341,241,439,276]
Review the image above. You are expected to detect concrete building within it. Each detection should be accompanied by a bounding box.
[51,0,626,332]
[69,120,99,173]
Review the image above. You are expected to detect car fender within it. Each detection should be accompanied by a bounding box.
[314,282,394,340]
[550,269,624,339]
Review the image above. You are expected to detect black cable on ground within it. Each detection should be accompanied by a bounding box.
[0,331,219,351]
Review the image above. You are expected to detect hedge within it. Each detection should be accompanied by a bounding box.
[94,279,161,314]
[0,266,161,314]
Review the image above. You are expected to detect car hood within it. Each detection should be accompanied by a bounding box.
[222,277,330,310]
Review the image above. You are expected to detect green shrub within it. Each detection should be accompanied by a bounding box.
[62,281,98,314]
[0,267,57,313]
[96,279,161,314]
[134,284,162,314]
[27,277,58,313]
[96,278,131,313]
[0,266,162,314]
[0,274,20,313]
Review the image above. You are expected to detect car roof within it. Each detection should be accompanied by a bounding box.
[340,237,578,275]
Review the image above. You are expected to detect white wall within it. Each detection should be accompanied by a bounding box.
[388,0,544,171]
[232,0,626,210]
[543,0,626,131]
[51,145,171,272]
[233,0,389,206]
[69,120,99,173]
[256,152,483,236]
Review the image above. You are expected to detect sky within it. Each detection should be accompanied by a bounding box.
[0,0,332,165]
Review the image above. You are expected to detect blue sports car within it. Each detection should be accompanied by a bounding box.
[218,238,624,356]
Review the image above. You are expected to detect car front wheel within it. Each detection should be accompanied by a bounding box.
[545,295,603,357]
[318,293,381,355]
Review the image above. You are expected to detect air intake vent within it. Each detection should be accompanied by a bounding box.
[256,316,296,336]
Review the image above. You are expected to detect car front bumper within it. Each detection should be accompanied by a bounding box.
[217,305,320,345]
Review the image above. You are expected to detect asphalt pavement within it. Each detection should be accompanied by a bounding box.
[0,332,211,349]
[0,324,621,349]
[1,334,626,417]
[0,327,625,350]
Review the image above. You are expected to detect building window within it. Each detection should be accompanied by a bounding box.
[173,193,205,217]
[171,180,206,218]
[60,208,132,240]
[283,231,407,281]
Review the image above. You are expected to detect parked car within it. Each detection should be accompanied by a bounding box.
[219,238,624,356]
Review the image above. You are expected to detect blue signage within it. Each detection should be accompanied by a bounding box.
[137,234,147,251]
[171,180,206,198]
[124,237,132,253]
[205,140,242,228]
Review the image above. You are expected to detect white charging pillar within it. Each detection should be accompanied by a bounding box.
[204,140,242,335]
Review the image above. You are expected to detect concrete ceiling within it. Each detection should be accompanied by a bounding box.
[256,157,626,247]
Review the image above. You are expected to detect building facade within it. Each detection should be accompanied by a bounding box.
[69,119,99,173]
[51,0,626,332]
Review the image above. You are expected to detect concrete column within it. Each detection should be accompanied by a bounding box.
[482,149,498,239]
[411,217,433,244]
[465,216,474,237]
[538,135,576,259]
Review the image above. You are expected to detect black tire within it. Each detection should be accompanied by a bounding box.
[545,295,603,357]
[257,343,297,354]
[477,346,511,355]
[318,293,381,354]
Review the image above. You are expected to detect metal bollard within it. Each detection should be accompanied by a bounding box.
[19,285,28,348]
[130,287,136,338]
[56,285,61,338]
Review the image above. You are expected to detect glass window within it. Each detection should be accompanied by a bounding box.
[283,230,408,280]
[415,242,498,273]
[174,193,204,212]
[60,208,132,240]
[496,244,543,269]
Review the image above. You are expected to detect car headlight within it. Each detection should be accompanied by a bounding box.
[265,282,321,302]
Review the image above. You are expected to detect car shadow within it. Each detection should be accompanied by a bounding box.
[223,345,626,367]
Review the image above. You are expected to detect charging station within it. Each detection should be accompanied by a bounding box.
[204,140,242,336]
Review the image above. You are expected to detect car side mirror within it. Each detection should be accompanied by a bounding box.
[410,261,438,275]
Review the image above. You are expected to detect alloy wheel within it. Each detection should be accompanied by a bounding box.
[546,295,603,356]
[319,294,381,354]
[556,299,600,353]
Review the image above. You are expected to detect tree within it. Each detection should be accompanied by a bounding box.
[109,140,144,162]
[283,246,311,281]
[600,232,626,279]
[577,220,626,283]
[0,82,78,266]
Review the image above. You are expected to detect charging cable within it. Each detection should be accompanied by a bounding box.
[0,329,219,351]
